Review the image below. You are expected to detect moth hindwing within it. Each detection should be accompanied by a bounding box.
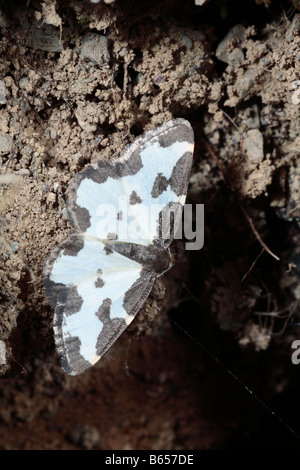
[43,118,194,375]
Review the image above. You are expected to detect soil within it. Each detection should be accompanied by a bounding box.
[0,0,300,450]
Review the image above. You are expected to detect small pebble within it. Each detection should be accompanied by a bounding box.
[227,47,245,65]
[19,77,29,89]
[61,207,69,220]
[191,82,201,93]
[0,132,13,154]
[244,129,264,163]
[80,33,110,66]
[0,340,6,365]
[27,22,63,52]
[216,24,246,65]
[11,242,20,253]
[48,167,57,178]
[0,80,6,104]
[50,128,57,140]
[46,192,56,204]
[16,168,30,176]
[118,47,127,57]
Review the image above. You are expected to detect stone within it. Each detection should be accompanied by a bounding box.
[0,341,6,365]
[234,68,257,98]
[46,192,56,204]
[47,167,57,178]
[216,24,246,65]
[16,168,30,176]
[50,128,57,140]
[0,132,13,154]
[0,80,6,104]
[19,77,29,89]
[227,47,245,65]
[244,129,264,163]
[11,242,20,253]
[27,22,63,52]
[80,33,110,66]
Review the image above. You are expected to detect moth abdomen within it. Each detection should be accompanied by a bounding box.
[108,242,171,275]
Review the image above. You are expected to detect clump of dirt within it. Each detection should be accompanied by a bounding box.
[0,0,300,450]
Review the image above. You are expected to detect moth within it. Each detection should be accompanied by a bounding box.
[43,119,194,375]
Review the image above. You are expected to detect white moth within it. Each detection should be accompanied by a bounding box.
[43,119,194,375]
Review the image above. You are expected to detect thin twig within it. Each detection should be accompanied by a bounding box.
[221,109,243,134]
[239,204,280,261]
[241,247,265,283]
[253,300,299,318]
[254,300,299,337]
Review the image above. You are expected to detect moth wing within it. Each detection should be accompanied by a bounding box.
[43,235,155,375]
[66,119,194,246]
